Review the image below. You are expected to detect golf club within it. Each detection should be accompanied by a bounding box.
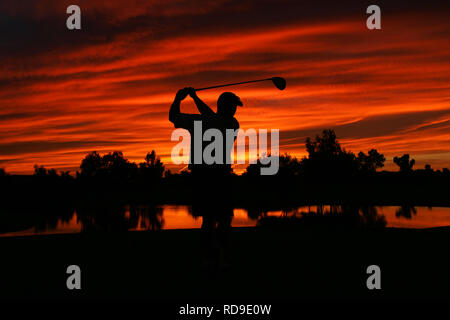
[194,77,286,91]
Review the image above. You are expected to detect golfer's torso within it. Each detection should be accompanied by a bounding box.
[188,116,239,169]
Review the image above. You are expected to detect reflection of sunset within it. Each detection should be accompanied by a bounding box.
[0,211,81,237]
[1,1,450,173]
[2,206,450,237]
[152,205,201,230]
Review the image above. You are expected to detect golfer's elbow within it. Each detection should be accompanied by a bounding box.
[169,99,180,123]
[169,113,178,127]
[169,107,177,122]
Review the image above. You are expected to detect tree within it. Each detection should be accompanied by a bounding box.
[393,154,415,172]
[139,150,165,180]
[278,154,302,177]
[357,149,385,172]
[305,129,342,158]
[34,165,48,176]
[79,151,102,178]
[301,129,359,178]
[244,153,301,177]
[102,151,137,179]
[79,151,138,184]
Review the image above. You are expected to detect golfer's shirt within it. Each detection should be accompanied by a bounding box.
[172,113,239,172]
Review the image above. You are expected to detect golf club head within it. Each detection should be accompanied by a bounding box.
[272,77,286,90]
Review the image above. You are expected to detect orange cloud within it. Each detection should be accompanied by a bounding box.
[1,2,450,173]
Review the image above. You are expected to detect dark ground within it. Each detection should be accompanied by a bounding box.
[1,226,450,301]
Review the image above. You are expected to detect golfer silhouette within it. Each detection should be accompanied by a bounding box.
[169,87,242,270]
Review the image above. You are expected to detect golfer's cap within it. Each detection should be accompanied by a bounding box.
[219,92,243,106]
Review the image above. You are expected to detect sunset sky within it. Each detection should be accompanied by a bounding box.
[1,0,450,174]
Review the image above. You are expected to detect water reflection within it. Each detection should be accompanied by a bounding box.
[256,205,387,230]
[395,204,418,219]
[132,205,164,231]
[1,205,450,237]
[75,204,165,232]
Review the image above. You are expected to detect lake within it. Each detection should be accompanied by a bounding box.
[1,205,450,237]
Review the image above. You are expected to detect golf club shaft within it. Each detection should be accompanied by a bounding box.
[195,78,273,91]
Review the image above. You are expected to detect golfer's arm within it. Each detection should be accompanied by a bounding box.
[192,95,214,116]
[169,97,200,128]
[169,97,181,124]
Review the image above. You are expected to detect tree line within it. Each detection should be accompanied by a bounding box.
[0,129,448,182]
[0,129,449,209]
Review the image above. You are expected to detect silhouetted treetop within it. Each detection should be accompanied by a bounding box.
[244,130,387,179]
[357,149,385,172]
[301,129,359,178]
[393,154,415,172]
[305,129,342,157]
[34,165,58,177]
[79,151,138,182]
[32,165,72,179]
[78,150,164,185]
[243,153,301,177]
[139,151,165,181]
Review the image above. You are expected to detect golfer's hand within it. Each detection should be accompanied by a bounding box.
[175,88,189,101]
[187,87,197,98]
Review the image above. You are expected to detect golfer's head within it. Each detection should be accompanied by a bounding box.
[217,92,242,117]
